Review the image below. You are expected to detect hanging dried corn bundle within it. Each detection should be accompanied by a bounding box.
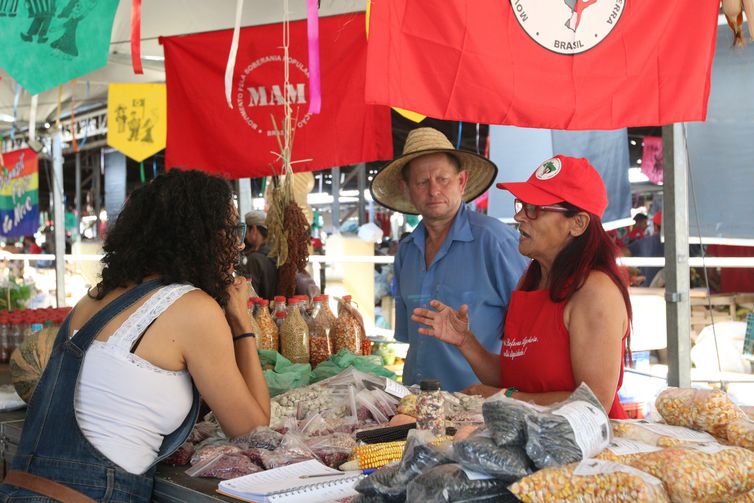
[265,0,311,298]
[722,0,754,47]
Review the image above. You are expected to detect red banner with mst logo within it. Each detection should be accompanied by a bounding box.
[365,0,720,130]
[161,13,392,178]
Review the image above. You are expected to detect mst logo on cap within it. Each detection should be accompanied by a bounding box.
[535,158,562,180]
[510,0,625,55]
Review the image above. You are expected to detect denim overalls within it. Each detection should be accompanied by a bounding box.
[0,280,200,502]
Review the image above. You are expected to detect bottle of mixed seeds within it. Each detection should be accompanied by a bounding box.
[416,379,445,437]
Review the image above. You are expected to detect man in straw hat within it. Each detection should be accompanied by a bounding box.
[370,127,527,391]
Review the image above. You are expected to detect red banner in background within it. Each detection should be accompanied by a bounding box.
[365,0,719,130]
[161,13,392,179]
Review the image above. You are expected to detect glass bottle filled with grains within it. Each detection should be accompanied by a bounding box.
[254,299,278,352]
[416,379,445,437]
[332,295,363,355]
[280,299,310,364]
[272,296,287,317]
[308,296,332,367]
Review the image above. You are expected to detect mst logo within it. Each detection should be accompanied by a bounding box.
[510,0,625,55]
[235,55,312,136]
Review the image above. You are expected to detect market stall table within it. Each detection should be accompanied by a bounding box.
[0,410,236,502]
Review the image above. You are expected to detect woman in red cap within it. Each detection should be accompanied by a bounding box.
[412,155,630,419]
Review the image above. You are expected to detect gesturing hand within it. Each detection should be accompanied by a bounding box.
[411,300,470,347]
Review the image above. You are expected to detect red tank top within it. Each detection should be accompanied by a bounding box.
[499,289,628,419]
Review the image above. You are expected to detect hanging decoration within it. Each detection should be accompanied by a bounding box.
[106,83,166,162]
[0,0,120,95]
[161,13,392,178]
[366,0,720,130]
[0,148,39,238]
[722,0,754,47]
[131,0,143,74]
[305,0,321,114]
[224,0,244,108]
[265,0,311,299]
[365,0,425,124]
[641,136,663,185]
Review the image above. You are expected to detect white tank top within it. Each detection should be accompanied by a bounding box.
[74,283,196,475]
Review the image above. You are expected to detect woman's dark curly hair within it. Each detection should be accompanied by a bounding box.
[94,169,238,306]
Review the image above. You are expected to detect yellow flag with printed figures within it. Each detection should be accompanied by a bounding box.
[107,84,166,162]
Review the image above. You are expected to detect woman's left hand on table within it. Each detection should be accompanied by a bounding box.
[461,383,501,398]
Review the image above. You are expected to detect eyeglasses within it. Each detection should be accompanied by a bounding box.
[233,223,247,243]
[514,199,570,220]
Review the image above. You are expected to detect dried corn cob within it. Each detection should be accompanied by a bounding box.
[353,441,407,469]
[352,436,453,469]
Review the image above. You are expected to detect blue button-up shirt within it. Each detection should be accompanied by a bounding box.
[394,203,528,391]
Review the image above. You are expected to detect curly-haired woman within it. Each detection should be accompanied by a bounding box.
[0,169,270,502]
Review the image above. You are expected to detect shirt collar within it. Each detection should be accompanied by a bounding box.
[407,203,475,253]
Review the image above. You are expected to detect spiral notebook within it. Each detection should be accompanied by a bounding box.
[216,459,363,503]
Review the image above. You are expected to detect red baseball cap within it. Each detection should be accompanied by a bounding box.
[496,155,608,217]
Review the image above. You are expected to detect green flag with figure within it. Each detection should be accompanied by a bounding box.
[0,0,119,95]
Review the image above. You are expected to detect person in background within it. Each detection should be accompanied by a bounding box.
[370,127,527,392]
[0,169,270,501]
[22,236,41,254]
[627,213,648,243]
[629,211,664,287]
[413,156,630,418]
[237,210,320,300]
[238,210,278,300]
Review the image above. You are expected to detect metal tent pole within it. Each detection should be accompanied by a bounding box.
[663,123,691,387]
[237,178,253,217]
[52,130,66,307]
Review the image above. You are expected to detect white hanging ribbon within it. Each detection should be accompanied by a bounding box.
[224,0,244,109]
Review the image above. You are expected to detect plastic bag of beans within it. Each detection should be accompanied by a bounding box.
[452,429,532,481]
[525,383,611,469]
[406,463,519,503]
[611,419,715,447]
[655,387,745,440]
[354,464,406,502]
[509,458,669,503]
[482,393,542,447]
[187,452,263,479]
[727,417,754,450]
[621,443,754,502]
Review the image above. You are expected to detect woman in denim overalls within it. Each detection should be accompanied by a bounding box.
[0,170,271,502]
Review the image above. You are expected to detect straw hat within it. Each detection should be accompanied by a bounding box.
[369,127,498,215]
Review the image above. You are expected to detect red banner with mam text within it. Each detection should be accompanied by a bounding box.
[161,13,392,178]
[365,0,719,130]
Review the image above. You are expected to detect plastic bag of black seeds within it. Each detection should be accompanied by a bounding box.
[406,464,519,502]
[393,430,453,486]
[354,464,406,502]
[452,429,532,481]
[525,383,611,469]
[482,393,543,446]
[350,494,392,503]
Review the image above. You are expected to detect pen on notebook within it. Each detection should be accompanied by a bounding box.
[298,472,350,479]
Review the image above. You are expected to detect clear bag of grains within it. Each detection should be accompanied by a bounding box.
[308,296,332,367]
[655,387,746,441]
[509,459,670,503]
[254,298,279,352]
[279,300,310,364]
[332,295,363,355]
